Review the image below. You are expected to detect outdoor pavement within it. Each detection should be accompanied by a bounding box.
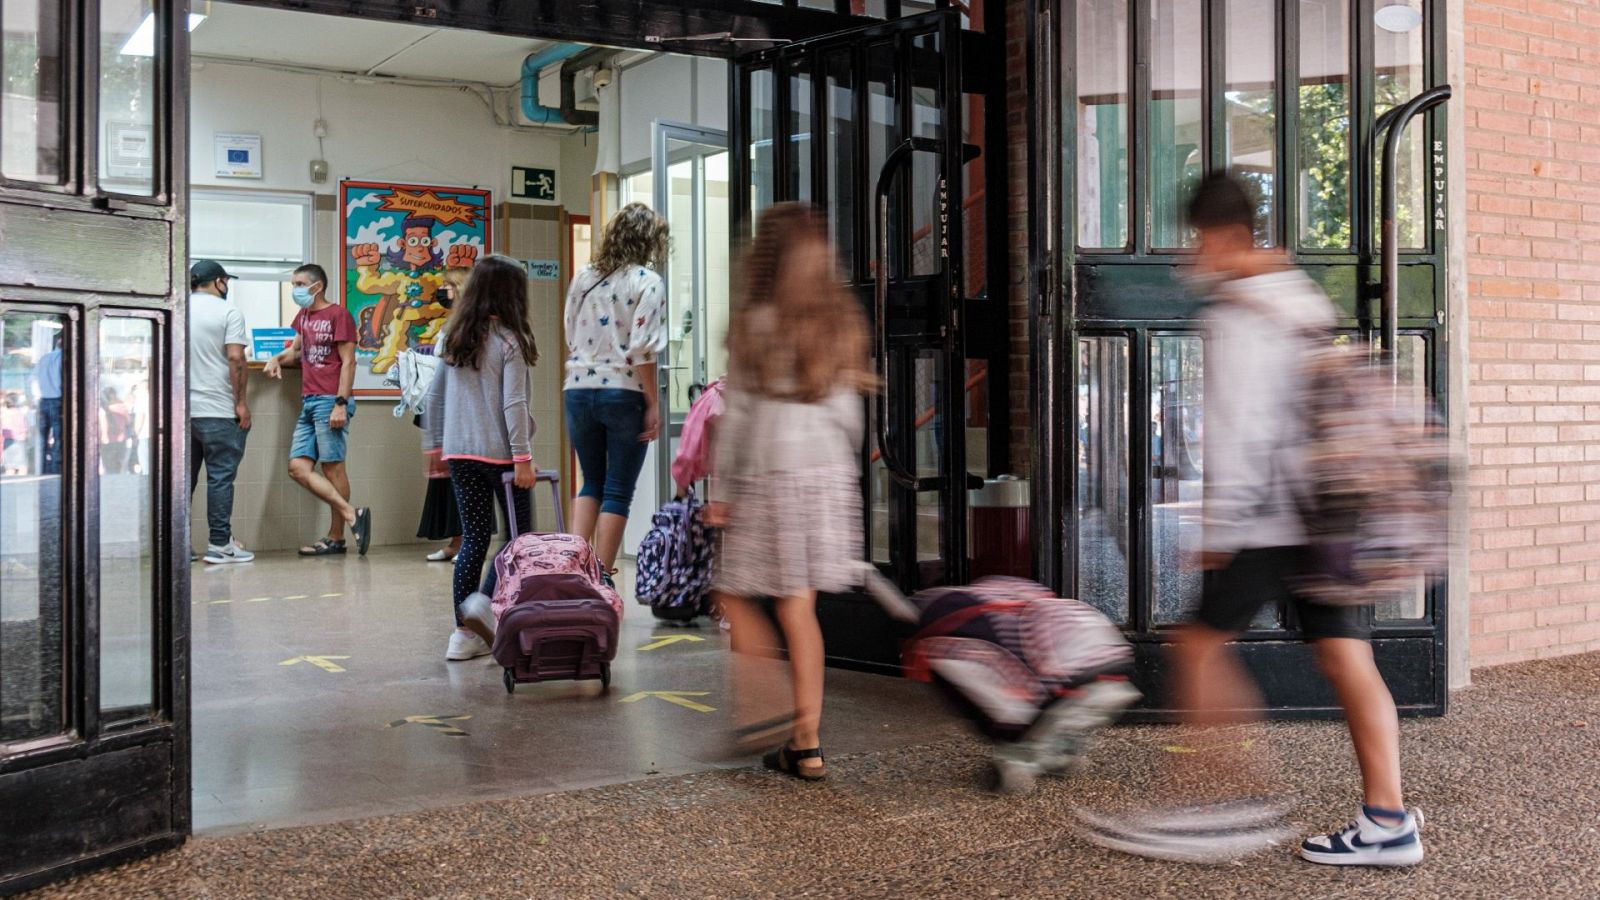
[27,649,1600,898]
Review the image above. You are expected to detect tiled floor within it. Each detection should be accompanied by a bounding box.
[188,547,962,834]
[33,650,1600,897]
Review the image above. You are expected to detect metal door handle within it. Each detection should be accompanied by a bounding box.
[874,137,942,489]
[1373,86,1451,377]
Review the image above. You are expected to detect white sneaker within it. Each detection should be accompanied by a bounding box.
[446,628,492,661]
[458,592,496,645]
[204,539,255,564]
[426,547,456,562]
[1301,807,1425,867]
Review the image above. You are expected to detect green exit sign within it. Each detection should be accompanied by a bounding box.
[512,166,556,202]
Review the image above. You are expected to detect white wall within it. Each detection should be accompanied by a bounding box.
[191,62,580,203]
[617,56,728,171]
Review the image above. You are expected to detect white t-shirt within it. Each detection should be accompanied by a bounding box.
[562,264,668,393]
[188,291,247,420]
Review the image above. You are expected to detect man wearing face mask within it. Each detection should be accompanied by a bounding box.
[264,263,373,557]
[188,260,255,563]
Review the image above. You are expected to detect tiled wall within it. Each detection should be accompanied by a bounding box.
[190,204,570,554]
[1464,0,1600,665]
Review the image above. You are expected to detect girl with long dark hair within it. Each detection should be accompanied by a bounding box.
[423,255,540,661]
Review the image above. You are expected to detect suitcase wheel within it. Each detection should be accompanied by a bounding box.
[503,667,516,695]
[600,662,611,691]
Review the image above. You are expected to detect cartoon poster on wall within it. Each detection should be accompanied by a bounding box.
[340,180,492,395]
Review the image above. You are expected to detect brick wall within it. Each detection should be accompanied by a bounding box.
[1464,0,1600,666]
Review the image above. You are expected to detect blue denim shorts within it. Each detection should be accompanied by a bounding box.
[564,388,649,518]
[290,395,355,463]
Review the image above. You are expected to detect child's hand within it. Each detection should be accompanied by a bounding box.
[705,501,729,527]
[512,460,536,489]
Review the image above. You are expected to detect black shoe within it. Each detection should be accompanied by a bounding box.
[353,507,372,556]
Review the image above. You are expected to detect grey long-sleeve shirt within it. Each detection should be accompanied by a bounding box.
[423,325,536,463]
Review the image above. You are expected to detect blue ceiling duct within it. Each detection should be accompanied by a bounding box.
[521,44,588,126]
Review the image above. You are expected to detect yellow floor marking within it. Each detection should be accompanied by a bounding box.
[282,594,308,600]
[638,634,706,652]
[278,655,351,673]
[209,599,232,605]
[387,714,472,736]
[620,691,716,713]
[246,597,271,602]
[321,592,343,598]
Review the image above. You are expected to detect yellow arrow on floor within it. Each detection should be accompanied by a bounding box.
[620,691,716,713]
[638,634,707,652]
[388,714,472,736]
[278,655,351,673]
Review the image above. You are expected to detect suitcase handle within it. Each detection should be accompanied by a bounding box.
[503,468,566,537]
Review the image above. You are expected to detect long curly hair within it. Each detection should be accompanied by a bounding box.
[593,203,669,277]
[443,255,539,370]
[727,203,874,402]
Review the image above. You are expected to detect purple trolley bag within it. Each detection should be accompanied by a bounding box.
[490,470,622,694]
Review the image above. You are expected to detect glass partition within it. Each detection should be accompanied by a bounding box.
[1076,336,1130,624]
[1,0,66,184]
[0,311,69,744]
[1225,0,1278,246]
[1074,0,1130,250]
[1373,0,1427,249]
[1148,0,1203,249]
[98,315,157,714]
[1298,0,1353,250]
[98,0,158,196]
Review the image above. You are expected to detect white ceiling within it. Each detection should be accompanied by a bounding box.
[191,2,562,86]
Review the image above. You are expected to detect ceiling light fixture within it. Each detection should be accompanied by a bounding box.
[1374,1,1422,33]
[120,12,208,58]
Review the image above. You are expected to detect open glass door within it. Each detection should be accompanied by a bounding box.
[652,123,731,501]
[734,9,1007,670]
[2,0,192,890]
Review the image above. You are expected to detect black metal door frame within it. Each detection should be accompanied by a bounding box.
[1035,0,1453,717]
[1,0,192,892]
[731,9,1005,670]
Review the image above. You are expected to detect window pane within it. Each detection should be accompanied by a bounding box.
[99,316,156,712]
[2,0,65,182]
[1377,333,1430,621]
[1076,336,1129,624]
[1,312,68,743]
[1374,0,1427,250]
[1149,0,1204,249]
[911,31,942,278]
[99,0,157,196]
[190,193,310,262]
[867,42,897,278]
[704,151,732,388]
[825,49,858,276]
[748,68,775,228]
[1074,0,1130,249]
[788,57,813,203]
[1298,0,1352,249]
[1150,336,1205,625]
[1226,0,1278,246]
[665,154,695,417]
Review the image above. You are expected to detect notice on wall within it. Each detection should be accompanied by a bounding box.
[525,260,559,280]
[512,166,557,202]
[250,327,296,362]
[214,132,264,179]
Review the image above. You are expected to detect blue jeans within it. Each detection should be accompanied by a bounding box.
[564,388,649,518]
[38,397,62,475]
[190,417,248,546]
[289,395,354,462]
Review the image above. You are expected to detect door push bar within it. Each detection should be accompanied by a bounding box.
[1373,85,1452,376]
[875,137,944,490]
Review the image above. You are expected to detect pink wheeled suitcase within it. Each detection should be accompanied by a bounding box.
[489,471,622,694]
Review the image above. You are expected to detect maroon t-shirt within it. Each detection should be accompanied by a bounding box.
[292,303,357,397]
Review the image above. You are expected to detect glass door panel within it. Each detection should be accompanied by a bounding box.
[1149,0,1203,249]
[1,311,69,743]
[1076,336,1130,624]
[97,315,157,714]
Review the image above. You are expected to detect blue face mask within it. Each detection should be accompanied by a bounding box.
[291,285,316,308]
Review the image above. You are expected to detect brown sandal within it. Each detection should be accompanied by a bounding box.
[764,744,825,782]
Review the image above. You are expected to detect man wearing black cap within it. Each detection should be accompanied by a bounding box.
[189,259,255,564]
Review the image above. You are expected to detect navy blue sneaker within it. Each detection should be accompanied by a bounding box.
[1300,807,1425,867]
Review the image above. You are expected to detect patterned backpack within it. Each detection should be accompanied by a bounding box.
[490,532,622,621]
[635,489,716,620]
[1290,332,1451,606]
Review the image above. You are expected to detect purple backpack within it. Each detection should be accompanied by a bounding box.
[635,489,715,620]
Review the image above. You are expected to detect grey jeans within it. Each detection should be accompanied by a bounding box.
[190,417,248,546]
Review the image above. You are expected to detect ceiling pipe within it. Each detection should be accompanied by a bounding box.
[558,48,609,129]
[520,44,588,126]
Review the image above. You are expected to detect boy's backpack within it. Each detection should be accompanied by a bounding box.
[635,489,716,621]
[1290,333,1450,607]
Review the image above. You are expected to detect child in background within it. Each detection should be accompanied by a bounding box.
[423,256,539,662]
[417,267,470,562]
[709,204,875,781]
